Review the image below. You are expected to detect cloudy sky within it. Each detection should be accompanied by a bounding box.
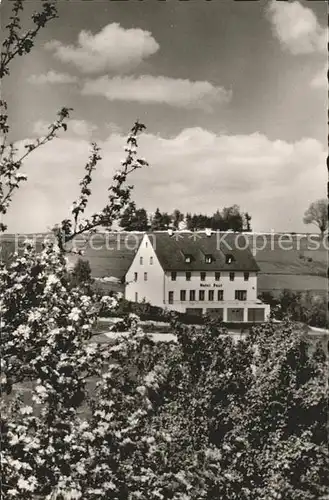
[2,0,327,233]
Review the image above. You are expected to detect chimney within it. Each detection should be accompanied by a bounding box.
[205,228,212,237]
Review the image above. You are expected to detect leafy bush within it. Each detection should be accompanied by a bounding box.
[259,289,328,328]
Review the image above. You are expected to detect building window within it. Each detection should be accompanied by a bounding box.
[200,272,206,281]
[145,241,148,248]
[226,254,234,264]
[135,292,138,302]
[140,256,143,265]
[144,272,148,281]
[180,290,186,301]
[184,254,192,263]
[208,290,214,301]
[229,272,235,281]
[244,272,249,281]
[168,291,174,304]
[150,256,153,265]
[189,290,196,301]
[186,272,191,281]
[235,290,247,301]
[199,290,205,301]
[215,272,221,281]
[205,254,212,264]
[134,272,138,282]
[217,290,223,301]
[171,271,177,281]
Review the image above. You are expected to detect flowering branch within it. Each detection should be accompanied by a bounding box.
[54,120,148,253]
[0,107,72,232]
[0,0,69,233]
[0,0,58,79]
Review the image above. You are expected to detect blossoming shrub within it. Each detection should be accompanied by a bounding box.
[1,239,113,497]
[1,241,328,499]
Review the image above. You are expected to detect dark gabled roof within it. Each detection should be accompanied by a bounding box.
[149,232,259,272]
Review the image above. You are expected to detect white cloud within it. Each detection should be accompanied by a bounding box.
[81,75,232,110]
[33,119,97,138]
[5,127,326,234]
[45,23,159,73]
[267,0,327,54]
[310,63,327,89]
[69,120,98,137]
[28,70,78,85]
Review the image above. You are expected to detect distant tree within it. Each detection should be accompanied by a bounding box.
[186,212,193,230]
[70,258,92,287]
[303,198,328,236]
[133,208,148,231]
[221,204,244,232]
[120,201,136,230]
[151,208,164,230]
[211,209,223,230]
[120,202,148,231]
[196,214,212,229]
[171,209,184,229]
[161,212,172,229]
[191,214,199,230]
[150,208,171,230]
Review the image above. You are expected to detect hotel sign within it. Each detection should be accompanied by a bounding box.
[200,283,223,288]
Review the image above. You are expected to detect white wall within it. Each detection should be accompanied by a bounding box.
[163,271,258,304]
[125,234,164,307]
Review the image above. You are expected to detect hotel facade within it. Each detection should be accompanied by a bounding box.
[125,231,270,322]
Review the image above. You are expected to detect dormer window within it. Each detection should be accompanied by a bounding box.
[226,254,234,264]
[184,254,192,263]
[205,254,212,264]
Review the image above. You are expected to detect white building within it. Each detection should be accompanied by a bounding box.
[125,231,270,322]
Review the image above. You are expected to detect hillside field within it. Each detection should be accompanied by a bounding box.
[1,232,327,297]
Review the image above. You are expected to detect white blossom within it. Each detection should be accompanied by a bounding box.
[68,307,81,322]
[19,405,33,415]
[28,310,42,322]
[17,476,37,492]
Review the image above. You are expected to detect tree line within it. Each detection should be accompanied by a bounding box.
[119,202,252,232]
